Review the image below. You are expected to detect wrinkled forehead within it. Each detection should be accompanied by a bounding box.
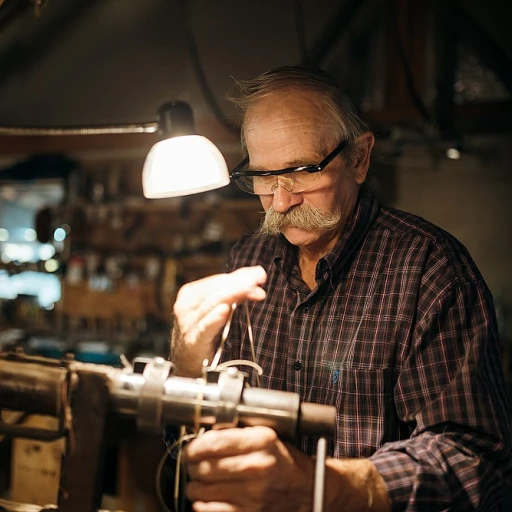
[245,88,326,126]
[244,89,335,151]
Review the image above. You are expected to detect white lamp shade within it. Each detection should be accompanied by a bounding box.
[142,135,230,198]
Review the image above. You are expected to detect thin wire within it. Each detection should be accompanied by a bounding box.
[313,436,327,512]
[181,0,238,134]
[210,302,237,370]
[155,451,173,512]
[165,301,262,511]
[174,425,186,512]
[244,301,261,387]
[163,304,326,512]
[166,426,205,512]
[216,359,263,376]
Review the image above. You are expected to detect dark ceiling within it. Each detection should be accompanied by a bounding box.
[0,0,511,162]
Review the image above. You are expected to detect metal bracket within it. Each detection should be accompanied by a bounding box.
[137,357,174,434]
[213,367,245,430]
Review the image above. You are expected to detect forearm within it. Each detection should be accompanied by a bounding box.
[324,458,391,512]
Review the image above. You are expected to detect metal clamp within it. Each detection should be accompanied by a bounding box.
[212,367,245,429]
[136,357,174,434]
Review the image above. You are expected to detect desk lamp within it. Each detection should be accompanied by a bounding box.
[0,101,231,200]
[142,101,230,198]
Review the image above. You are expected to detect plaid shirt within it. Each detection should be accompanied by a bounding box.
[222,185,512,511]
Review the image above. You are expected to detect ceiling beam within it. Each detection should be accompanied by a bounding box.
[0,0,100,87]
[442,0,512,95]
[302,0,367,66]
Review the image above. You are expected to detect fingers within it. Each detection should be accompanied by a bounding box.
[172,267,267,367]
[191,500,239,512]
[187,479,287,510]
[175,266,267,317]
[184,427,278,462]
[183,427,315,512]
[187,481,249,505]
[187,451,277,483]
[196,303,232,340]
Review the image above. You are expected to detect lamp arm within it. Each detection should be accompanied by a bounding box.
[0,122,159,137]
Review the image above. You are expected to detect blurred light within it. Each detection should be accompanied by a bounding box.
[24,228,37,242]
[53,239,65,252]
[0,186,17,201]
[45,259,59,273]
[53,227,66,242]
[4,243,35,262]
[446,148,461,160]
[0,271,61,307]
[18,245,34,262]
[0,270,15,299]
[4,244,18,260]
[38,244,56,261]
[0,228,9,241]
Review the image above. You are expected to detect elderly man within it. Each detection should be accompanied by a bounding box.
[171,66,511,511]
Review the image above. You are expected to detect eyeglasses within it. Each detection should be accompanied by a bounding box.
[229,139,347,195]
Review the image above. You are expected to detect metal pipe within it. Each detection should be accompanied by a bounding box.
[108,368,335,439]
[0,123,158,137]
[0,359,67,416]
[0,354,336,440]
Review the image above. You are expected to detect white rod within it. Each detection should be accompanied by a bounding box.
[313,436,327,512]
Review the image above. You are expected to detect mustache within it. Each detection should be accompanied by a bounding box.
[256,204,342,237]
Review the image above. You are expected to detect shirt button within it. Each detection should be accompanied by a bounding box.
[293,361,302,371]
[304,303,310,313]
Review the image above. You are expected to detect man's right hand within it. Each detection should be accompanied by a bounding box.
[171,265,267,376]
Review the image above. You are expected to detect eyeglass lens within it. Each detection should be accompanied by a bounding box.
[236,170,322,195]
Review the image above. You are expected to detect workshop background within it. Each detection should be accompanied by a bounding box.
[0,0,511,510]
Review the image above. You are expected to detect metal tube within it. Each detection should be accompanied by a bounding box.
[0,359,67,416]
[0,355,336,441]
[0,123,158,136]
[237,386,299,439]
[108,370,335,439]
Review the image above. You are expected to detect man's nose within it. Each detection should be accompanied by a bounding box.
[271,183,302,213]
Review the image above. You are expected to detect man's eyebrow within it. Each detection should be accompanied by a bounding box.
[248,156,320,171]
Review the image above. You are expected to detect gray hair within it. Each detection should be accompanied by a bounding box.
[228,65,370,163]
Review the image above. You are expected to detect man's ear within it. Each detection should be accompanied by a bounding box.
[354,132,375,184]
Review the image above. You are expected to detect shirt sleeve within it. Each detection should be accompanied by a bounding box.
[370,276,512,511]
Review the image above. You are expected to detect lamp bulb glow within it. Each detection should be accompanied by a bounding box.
[142,135,230,198]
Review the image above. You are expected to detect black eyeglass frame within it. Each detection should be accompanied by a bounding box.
[229,139,347,180]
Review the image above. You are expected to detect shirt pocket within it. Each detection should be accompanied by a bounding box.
[326,366,398,458]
